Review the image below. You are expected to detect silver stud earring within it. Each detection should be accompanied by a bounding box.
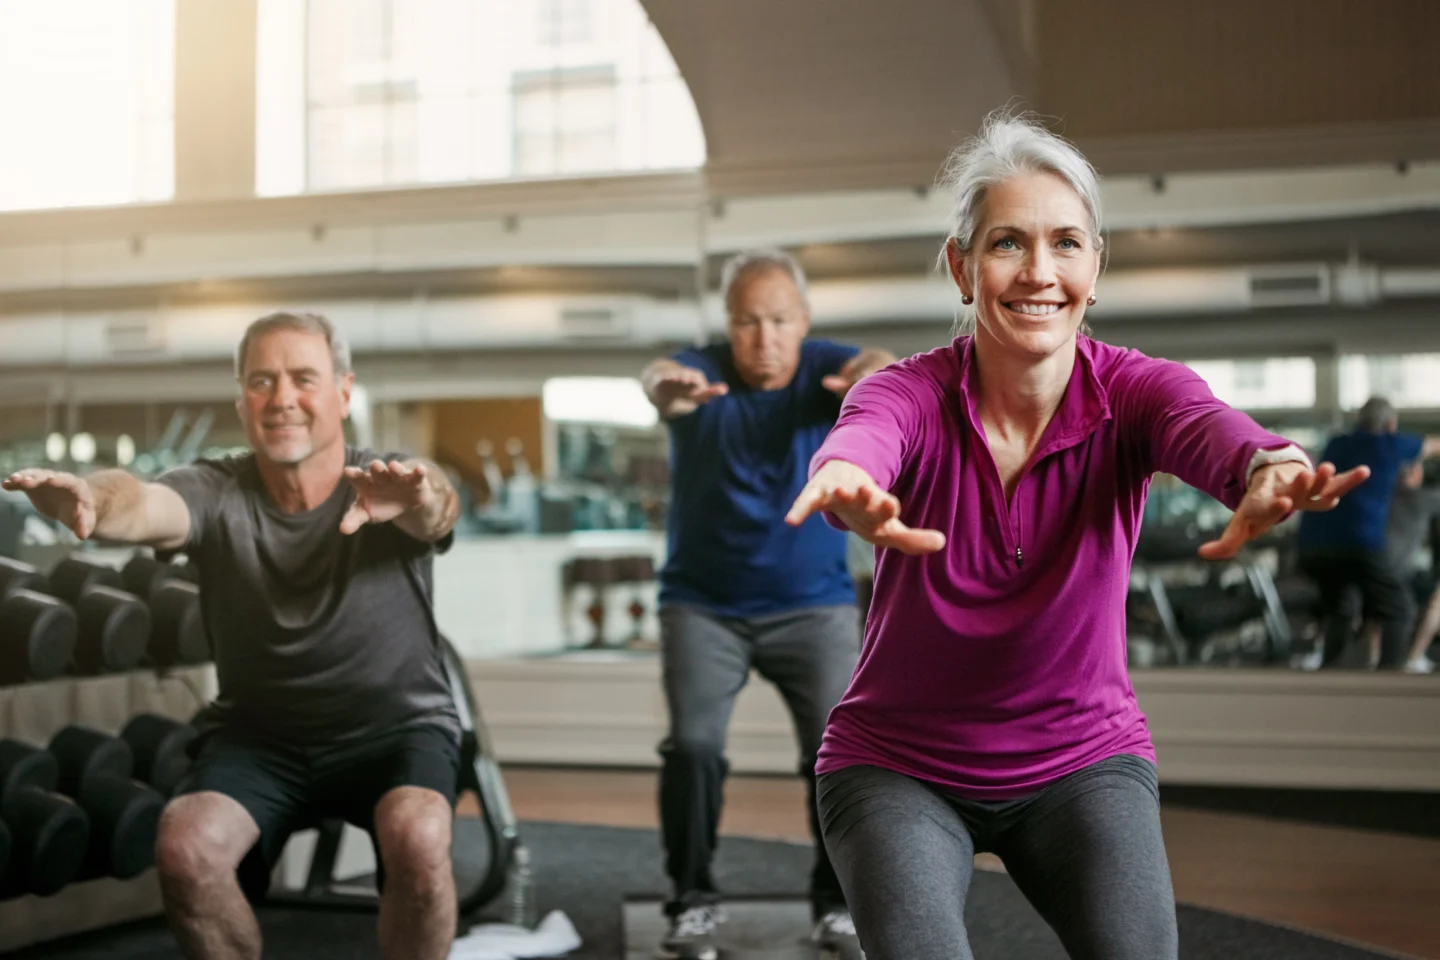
[962,295,974,305]
[1086,295,1097,306]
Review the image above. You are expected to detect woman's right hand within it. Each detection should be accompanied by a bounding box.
[785,460,945,555]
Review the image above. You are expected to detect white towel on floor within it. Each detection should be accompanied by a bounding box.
[446,910,582,959]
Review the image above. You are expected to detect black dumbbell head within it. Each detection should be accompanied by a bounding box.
[74,585,151,674]
[81,776,164,880]
[150,580,209,667]
[121,553,186,600]
[47,557,122,607]
[0,589,78,683]
[0,739,59,811]
[120,713,197,796]
[49,727,134,806]
[0,558,45,598]
[0,788,89,897]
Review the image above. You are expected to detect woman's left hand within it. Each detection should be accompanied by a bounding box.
[1197,461,1371,560]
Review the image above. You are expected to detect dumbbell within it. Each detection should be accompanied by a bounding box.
[43,556,152,675]
[0,557,46,598]
[149,580,210,667]
[46,556,123,606]
[73,586,151,675]
[0,739,90,897]
[121,553,187,600]
[49,726,164,881]
[121,713,197,797]
[0,589,78,684]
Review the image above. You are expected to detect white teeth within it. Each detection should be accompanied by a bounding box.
[1007,302,1061,316]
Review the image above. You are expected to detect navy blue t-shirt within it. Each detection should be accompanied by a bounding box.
[1298,431,1423,552]
[660,338,860,616]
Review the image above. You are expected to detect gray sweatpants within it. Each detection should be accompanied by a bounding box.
[817,754,1178,960]
[658,603,861,916]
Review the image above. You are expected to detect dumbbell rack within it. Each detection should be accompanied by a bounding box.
[0,664,217,954]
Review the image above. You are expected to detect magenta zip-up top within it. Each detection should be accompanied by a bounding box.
[811,335,1293,798]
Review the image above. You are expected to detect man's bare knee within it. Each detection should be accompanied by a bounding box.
[376,788,453,892]
[156,793,260,893]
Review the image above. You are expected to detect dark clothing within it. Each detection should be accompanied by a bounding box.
[658,603,860,918]
[1385,484,1440,575]
[659,339,860,617]
[817,755,1176,960]
[1299,550,1415,668]
[1299,431,1422,552]
[156,447,458,743]
[176,722,461,901]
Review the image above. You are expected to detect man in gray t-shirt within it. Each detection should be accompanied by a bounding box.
[4,311,463,960]
[156,447,458,744]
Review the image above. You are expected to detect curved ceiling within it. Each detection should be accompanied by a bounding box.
[643,0,1440,196]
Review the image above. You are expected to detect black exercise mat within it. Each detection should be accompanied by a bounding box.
[13,821,1404,960]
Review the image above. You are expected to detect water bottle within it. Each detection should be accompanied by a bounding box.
[506,842,537,929]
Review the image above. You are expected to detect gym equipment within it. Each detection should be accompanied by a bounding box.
[120,553,187,599]
[73,586,151,675]
[270,636,517,919]
[48,726,164,880]
[148,580,209,667]
[46,557,122,607]
[0,589,78,684]
[0,558,45,598]
[120,713,196,796]
[49,727,134,806]
[0,740,90,897]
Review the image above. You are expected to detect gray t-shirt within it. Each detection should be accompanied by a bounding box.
[1385,483,1440,576]
[157,447,458,744]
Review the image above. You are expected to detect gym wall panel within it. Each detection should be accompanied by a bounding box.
[467,656,1440,790]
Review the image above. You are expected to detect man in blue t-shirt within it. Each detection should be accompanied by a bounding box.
[1299,397,1440,668]
[640,249,894,959]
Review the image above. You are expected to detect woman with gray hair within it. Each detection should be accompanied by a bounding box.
[784,111,1368,959]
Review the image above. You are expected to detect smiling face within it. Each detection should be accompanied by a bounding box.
[947,172,1101,360]
[236,327,352,467]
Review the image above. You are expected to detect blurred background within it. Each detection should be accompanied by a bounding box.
[5,0,1440,674]
[0,1,1438,957]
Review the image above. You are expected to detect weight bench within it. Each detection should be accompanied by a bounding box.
[268,636,519,921]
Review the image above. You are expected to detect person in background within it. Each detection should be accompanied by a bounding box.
[1297,398,1440,669]
[1386,460,1440,673]
[640,249,895,960]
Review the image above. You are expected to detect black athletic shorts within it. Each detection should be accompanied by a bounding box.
[175,721,461,901]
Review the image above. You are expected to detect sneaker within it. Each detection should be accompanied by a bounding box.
[1293,649,1324,671]
[1404,656,1435,675]
[812,908,862,957]
[657,905,722,960]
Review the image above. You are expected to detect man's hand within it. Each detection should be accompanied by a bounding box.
[646,365,728,418]
[822,349,897,398]
[340,459,434,535]
[1198,460,1371,560]
[785,460,945,555]
[3,469,97,539]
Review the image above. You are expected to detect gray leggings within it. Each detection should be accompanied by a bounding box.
[817,754,1177,960]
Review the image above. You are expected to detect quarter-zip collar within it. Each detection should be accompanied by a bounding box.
[953,334,1114,461]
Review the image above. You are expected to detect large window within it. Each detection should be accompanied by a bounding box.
[1339,354,1440,410]
[0,0,174,211]
[1184,357,1317,409]
[255,0,705,196]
